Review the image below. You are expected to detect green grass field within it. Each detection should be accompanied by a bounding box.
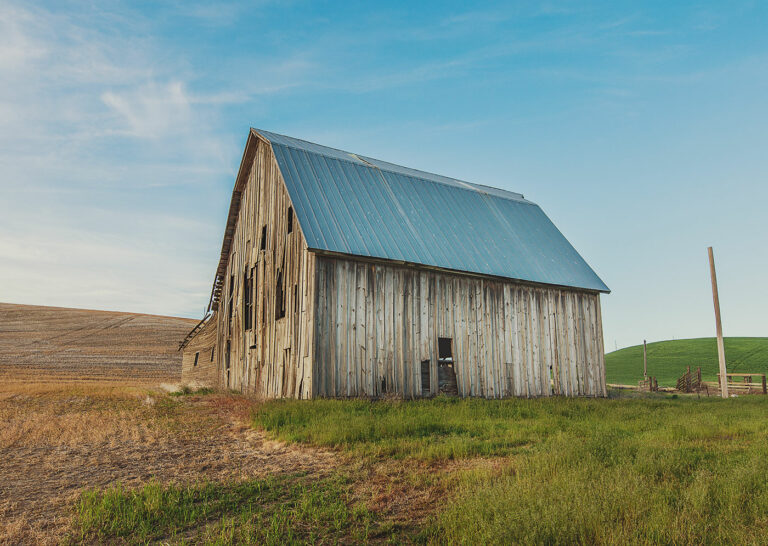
[605,337,768,387]
[75,393,768,544]
[250,394,768,544]
[75,475,377,545]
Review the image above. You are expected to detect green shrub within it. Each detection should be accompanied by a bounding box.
[170,386,214,397]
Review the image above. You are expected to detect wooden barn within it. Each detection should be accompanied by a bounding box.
[181,129,610,398]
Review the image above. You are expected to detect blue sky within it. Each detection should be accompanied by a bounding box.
[1,1,766,350]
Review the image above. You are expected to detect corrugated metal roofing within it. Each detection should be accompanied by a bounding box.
[253,129,609,293]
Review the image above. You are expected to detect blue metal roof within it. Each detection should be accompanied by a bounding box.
[253,129,609,293]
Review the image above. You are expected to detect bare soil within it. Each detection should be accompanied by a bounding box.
[0,303,197,383]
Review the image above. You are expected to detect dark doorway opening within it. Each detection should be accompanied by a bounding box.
[421,360,431,397]
[437,337,458,395]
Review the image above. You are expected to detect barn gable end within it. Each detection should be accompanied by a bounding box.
[182,132,316,397]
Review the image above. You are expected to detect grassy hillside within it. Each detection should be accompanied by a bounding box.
[0,302,196,383]
[605,337,768,387]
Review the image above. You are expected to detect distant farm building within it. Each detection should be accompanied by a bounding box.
[181,129,610,398]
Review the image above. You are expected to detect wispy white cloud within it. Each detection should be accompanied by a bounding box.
[0,2,239,316]
[0,5,48,69]
[101,81,193,139]
[0,0,337,317]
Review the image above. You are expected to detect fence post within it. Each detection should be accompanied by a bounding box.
[643,340,648,380]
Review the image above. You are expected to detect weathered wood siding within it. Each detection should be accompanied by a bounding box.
[313,256,606,398]
[216,140,315,398]
[181,315,218,386]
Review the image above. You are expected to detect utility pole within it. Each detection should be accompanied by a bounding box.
[708,247,728,398]
[643,340,647,380]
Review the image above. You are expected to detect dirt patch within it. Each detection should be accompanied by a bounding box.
[0,302,196,383]
[348,456,506,535]
[0,384,339,545]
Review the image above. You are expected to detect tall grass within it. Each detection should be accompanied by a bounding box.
[253,396,553,460]
[254,394,768,544]
[431,420,768,544]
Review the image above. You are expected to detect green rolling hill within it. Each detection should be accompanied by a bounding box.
[605,337,768,387]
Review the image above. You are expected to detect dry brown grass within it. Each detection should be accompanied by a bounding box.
[0,381,341,545]
[0,305,448,543]
[0,382,167,449]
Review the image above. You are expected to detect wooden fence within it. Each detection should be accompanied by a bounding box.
[702,373,767,396]
[638,377,658,392]
[676,366,704,393]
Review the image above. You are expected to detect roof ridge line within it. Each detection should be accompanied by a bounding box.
[254,128,529,204]
[347,153,378,169]
[358,154,527,202]
[252,127,363,160]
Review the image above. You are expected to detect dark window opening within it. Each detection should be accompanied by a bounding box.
[225,340,231,387]
[275,269,285,319]
[261,282,267,326]
[421,359,431,397]
[210,347,215,361]
[227,274,235,326]
[193,352,199,367]
[253,265,259,338]
[260,225,267,250]
[380,376,387,394]
[438,338,452,360]
[293,284,298,314]
[244,267,253,330]
[287,207,293,233]
[437,338,458,395]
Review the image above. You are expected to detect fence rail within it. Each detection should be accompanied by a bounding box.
[702,373,767,396]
